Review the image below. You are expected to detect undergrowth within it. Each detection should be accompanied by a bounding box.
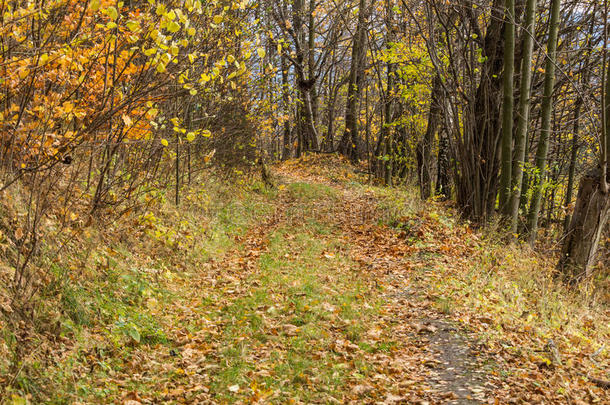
[372,184,609,376]
[0,175,273,402]
[0,155,607,403]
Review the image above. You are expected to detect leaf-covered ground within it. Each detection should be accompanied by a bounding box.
[2,155,608,404]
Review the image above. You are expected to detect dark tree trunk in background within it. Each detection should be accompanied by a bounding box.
[558,169,610,281]
[418,75,443,200]
[527,0,562,243]
[281,56,292,160]
[436,129,452,200]
[308,0,319,129]
[509,0,537,233]
[339,0,368,162]
[564,99,582,230]
[455,0,504,221]
[380,0,396,185]
[499,0,516,215]
[292,0,318,154]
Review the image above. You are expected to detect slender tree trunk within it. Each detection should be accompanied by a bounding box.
[339,0,368,162]
[436,129,452,199]
[381,0,395,184]
[509,0,537,233]
[308,0,318,129]
[281,56,292,160]
[455,0,504,222]
[418,75,442,199]
[599,0,610,194]
[526,0,562,243]
[563,98,581,231]
[499,0,516,215]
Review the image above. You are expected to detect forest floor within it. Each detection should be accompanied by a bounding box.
[1,155,609,404]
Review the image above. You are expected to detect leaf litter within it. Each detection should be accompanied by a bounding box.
[8,155,608,404]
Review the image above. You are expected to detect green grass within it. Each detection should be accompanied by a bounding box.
[200,222,381,403]
[286,182,338,201]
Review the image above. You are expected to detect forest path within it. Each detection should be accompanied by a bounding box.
[47,156,608,405]
[269,164,496,404]
[97,162,500,404]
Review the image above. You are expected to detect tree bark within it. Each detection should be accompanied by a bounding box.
[455,0,504,222]
[499,0,516,215]
[526,0,562,243]
[509,0,537,233]
[339,0,368,162]
[281,55,292,160]
[563,98,581,231]
[381,0,396,184]
[436,129,452,199]
[418,75,443,200]
[558,169,610,282]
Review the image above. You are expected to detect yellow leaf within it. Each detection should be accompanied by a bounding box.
[167,21,180,33]
[107,6,118,20]
[200,73,210,82]
[90,0,101,11]
[161,139,169,147]
[62,101,74,113]
[257,47,266,58]
[126,21,139,32]
[213,15,223,24]
[201,129,211,138]
[186,132,196,142]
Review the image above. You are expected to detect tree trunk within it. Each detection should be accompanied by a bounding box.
[499,0,516,215]
[292,0,318,153]
[509,0,537,233]
[455,0,504,222]
[436,129,452,200]
[281,56,292,160]
[558,169,610,282]
[339,0,368,162]
[526,0,562,243]
[563,98,582,230]
[381,0,395,184]
[308,0,318,129]
[418,75,442,199]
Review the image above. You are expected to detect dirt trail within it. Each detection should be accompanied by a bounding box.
[271,167,498,404]
[94,168,501,404]
[340,191,496,404]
